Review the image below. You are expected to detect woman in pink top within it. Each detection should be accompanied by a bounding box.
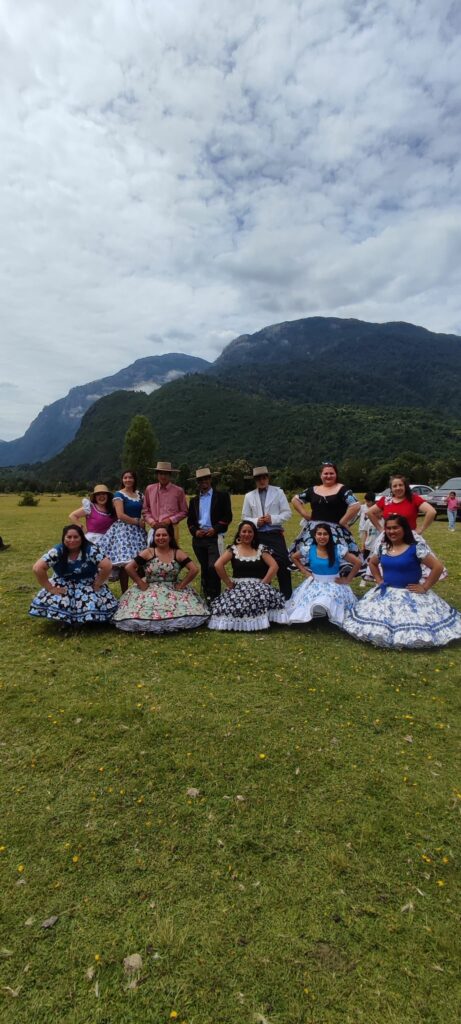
[69,484,116,543]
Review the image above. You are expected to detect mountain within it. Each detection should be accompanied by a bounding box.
[0,353,210,467]
[3,316,461,472]
[35,374,461,488]
[210,317,461,413]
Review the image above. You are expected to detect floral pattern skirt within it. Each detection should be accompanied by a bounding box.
[113,582,209,633]
[29,577,118,625]
[285,577,357,627]
[342,586,461,649]
[100,521,147,566]
[208,579,287,632]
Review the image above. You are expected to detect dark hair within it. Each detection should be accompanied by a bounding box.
[389,475,412,501]
[383,514,414,547]
[234,520,258,548]
[60,524,89,564]
[320,462,339,480]
[90,489,114,516]
[121,469,137,489]
[152,523,177,550]
[364,491,375,502]
[313,522,336,566]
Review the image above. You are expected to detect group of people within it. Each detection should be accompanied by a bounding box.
[29,461,461,650]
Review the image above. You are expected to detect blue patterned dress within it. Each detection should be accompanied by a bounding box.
[342,539,461,649]
[29,543,118,624]
[285,542,357,627]
[101,491,146,566]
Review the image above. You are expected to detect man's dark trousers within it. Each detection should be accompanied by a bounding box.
[257,529,292,599]
[192,536,221,601]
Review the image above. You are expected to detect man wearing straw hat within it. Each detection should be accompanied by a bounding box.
[143,460,188,544]
[242,466,292,599]
[187,468,232,601]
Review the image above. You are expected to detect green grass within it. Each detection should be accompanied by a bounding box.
[0,494,460,1023]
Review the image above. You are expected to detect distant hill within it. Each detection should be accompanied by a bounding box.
[36,374,461,488]
[211,317,461,412]
[0,353,210,466]
[3,316,461,472]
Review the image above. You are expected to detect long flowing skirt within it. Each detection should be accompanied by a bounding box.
[29,577,118,625]
[100,521,147,566]
[285,577,357,627]
[113,581,209,633]
[208,579,287,632]
[342,586,461,649]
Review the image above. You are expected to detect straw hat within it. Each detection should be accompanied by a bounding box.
[195,467,213,479]
[252,466,269,477]
[92,484,112,495]
[155,461,178,473]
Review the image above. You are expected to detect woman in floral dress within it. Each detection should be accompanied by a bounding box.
[113,524,209,633]
[101,470,146,592]
[208,520,287,632]
[342,515,461,649]
[30,525,117,625]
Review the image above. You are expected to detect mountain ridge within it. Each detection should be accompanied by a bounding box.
[0,353,210,466]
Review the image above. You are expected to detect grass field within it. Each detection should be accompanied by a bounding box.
[0,493,460,1024]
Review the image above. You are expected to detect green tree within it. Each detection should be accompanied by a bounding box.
[122,415,158,490]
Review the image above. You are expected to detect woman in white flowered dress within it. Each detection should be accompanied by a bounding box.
[342,515,461,649]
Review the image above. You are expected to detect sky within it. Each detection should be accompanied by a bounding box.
[1,0,461,438]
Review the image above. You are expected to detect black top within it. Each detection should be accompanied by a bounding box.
[230,545,268,580]
[298,485,355,524]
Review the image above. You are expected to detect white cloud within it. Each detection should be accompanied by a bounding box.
[0,0,460,437]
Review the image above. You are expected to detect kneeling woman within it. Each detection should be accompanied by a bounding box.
[342,514,461,649]
[285,523,361,627]
[113,524,209,633]
[30,525,117,625]
[208,520,287,632]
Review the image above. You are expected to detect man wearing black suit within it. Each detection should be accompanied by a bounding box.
[187,467,232,601]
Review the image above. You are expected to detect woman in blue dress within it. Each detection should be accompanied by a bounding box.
[101,470,146,592]
[30,525,117,625]
[285,522,361,627]
[342,514,461,649]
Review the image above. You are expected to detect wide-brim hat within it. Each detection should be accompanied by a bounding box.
[188,466,220,483]
[92,484,112,495]
[155,461,178,473]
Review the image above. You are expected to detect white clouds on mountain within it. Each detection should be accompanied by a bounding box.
[1,0,460,436]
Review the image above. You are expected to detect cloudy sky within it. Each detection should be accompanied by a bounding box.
[1,0,461,437]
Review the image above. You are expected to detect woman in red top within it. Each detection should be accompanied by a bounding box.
[367,475,436,534]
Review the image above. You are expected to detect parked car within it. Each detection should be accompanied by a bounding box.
[427,478,461,519]
[374,483,435,501]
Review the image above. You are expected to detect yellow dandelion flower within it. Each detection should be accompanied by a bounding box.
[94,953,101,962]
[72,855,79,863]
[170,1012,178,1019]
[436,879,445,887]
[259,753,266,759]
[17,863,25,873]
